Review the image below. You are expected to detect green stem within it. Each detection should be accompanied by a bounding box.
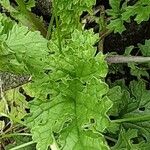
[53,0,63,54]
[10,141,35,150]
[99,29,112,40]
[50,134,60,150]
[99,6,105,33]
[0,133,32,140]
[98,5,106,52]
[55,15,62,53]
[46,11,55,40]
[1,113,26,126]
[112,114,150,123]
[104,135,117,143]
[123,122,150,137]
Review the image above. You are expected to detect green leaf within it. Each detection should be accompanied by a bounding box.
[0,0,46,35]
[122,1,150,24]
[106,0,126,33]
[112,129,139,150]
[106,78,150,147]
[139,40,150,56]
[107,86,123,116]
[112,127,150,150]
[128,63,149,79]
[0,23,49,76]
[107,0,150,33]
[107,18,126,33]
[4,88,28,120]
[112,80,150,145]
[124,80,150,116]
[107,0,121,15]
[53,0,96,36]
[24,0,36,10]
[5,136,35,150]
[0,0,17,13]
[111,80,150,117]
[0,13,14,35]
[59,128,110,150]
[124,45,149,79]
[26,30,112,150]
[134,5,150,23]
[26,78,112,150]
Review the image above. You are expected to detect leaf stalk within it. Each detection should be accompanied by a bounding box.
[112,114,150,123]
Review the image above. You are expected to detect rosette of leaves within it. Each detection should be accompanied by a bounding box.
[0,2,113,149]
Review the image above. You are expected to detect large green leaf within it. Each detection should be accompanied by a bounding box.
[26,30,112,150]
[0,23,49,75]
[109,80,150,148]
[26,78,112,150]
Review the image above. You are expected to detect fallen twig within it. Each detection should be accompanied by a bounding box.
[106,55,150,64]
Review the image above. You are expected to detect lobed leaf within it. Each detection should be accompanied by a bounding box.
[26,30,112,150]
[0,21,49,76]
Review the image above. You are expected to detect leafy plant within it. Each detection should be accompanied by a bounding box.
[106,79,150,149]
[26,29,113,150]
[107,0,150,33]
[0,0,150,149]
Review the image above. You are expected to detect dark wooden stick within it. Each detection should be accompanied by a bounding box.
[106,55,150,64]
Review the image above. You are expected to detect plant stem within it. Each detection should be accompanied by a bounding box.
[98,5,105,52]
[1,113,26,126]
[106,55,150,64]
[10,141,35,150]
[46,11,55,40]
[104,135,117,143]
[55,16,62,53]
[53,0,63,54]
[50,133,60,150]
[112,114,150,123]
[81,5,102,23]
[0,133,32,140]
